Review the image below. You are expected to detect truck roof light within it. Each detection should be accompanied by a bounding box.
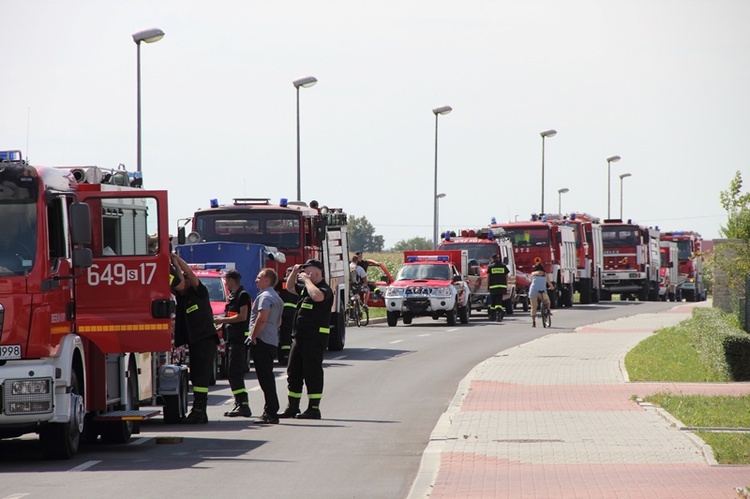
[406,255,450,262]
[531,213,538,221]
[468,230,476,237]
[0,150,23,162]
[541,215,547,222]
[210,199,219,208]
[570,213,576,220]
[444,232,451,241]
[280,197,288,208]
[491,217,496,224]
[461,230,469,237]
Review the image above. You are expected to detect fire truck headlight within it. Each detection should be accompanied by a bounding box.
[6,378,54,415]
[11,379,51,395]
[431,287,451,297]
[385,287,403,298]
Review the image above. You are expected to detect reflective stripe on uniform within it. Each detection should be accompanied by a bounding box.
[489,284,507,290]
[281,345,291,350]
[319,327,330,334]
[288,391,303,399]
[491,268,506,274]
[193,386,209,393]
[308,393,322,400]
[284,302,296,308]
[232,388,247,396]
[186,304,199,314]
[301,303,313,310]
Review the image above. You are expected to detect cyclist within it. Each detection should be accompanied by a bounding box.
[349,255,369,305]
[528,263,553,327]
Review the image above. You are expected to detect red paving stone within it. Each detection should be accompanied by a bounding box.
[430,454,750,498]
[461,381,750,412]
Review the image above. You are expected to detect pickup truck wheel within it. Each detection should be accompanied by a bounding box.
[446,305,457,326]
[402,313,413,325]
[459,304,470,324]
[40,370,83,459]
[386,311,399,327]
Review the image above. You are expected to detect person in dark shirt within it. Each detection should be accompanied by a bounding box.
[278,259,333,420]
[487,253,509,322]
[274,267,297,366]
[171,253,219,424]
[214,269,252,418]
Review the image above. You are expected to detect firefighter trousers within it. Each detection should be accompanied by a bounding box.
[250,339,280,416]
[226,342,248,396]
[189,336,217,393]
[286,333,327,402]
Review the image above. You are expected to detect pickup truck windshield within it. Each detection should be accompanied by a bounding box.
[397,264,451,281]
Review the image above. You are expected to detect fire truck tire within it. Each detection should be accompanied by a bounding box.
[549,289,559,309]
[592,285,601,303]
[579,279,592,304]
[446,305,457,326]
[638,282,649,301]
[563,285,574,307]
[163,372,189,424]
[40,370,83,460]
[327,311,346,351]
[459,304,470,324]
[402,313,413,325]
[101,361,139,444]
[504,294,514,315]
[209,355,217,386]
[522,296,529,312]
[387,311,399,327]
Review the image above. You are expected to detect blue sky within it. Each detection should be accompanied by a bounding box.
[2,1,748,247]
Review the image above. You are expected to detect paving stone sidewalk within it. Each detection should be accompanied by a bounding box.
[409,303,750,498]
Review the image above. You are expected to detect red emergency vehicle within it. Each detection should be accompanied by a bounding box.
[601,219,661,301]
[384,250,471,327]
[180,197,350,350]
[0,151,187,459]
[660,231,705,302]
[438,228,517,315]
[659,241,683,301]
[490,216,576,309]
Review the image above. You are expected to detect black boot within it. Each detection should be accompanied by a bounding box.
[185,392,209,424]
[295,399,321,420]
[277,396,301,419]
[224,392,252,418]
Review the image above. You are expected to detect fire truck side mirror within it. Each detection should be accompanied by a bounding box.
[177,227,186,245]
[69,202,92,245]
[72,248,93,269]
[315,220,326,242]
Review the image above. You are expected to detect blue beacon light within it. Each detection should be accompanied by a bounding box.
[210,199,219,208]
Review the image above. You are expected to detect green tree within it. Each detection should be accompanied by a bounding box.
[390,236,432,251]
[715,171,750,302]
[347,215,384,253]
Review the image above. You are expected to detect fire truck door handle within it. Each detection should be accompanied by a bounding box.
[152,299,175,319]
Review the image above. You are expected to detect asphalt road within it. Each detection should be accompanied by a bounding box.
[0,300,678,499]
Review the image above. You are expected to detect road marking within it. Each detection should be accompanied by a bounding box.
[446,328,459,332]
[249,386,261,392]
[418,334,431,337]
[3,494,30,499]
[331,355,347,360]
[390,339,404,344]
[131,437,152,446]
[68,460,101,472]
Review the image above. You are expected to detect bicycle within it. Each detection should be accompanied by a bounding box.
[532,290,552,328]
[346,292,369,327]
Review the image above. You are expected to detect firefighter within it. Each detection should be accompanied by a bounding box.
[278,259,333,420]
[214,269,252,418]
[487,253,509,322]
[274,267,297,366]
[171,253,220,424]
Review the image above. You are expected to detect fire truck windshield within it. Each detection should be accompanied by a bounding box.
[503,228,549,247]
[676,241,692,260]
[602,226,639,247]
[194,212,301,249]
[0,203,37,277]
[397,264,451,281]
[438,242,496,265]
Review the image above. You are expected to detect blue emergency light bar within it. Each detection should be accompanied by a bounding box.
[188,262,230,271]
[0,150,23,161]
[406,255,450,262]
[210,199,219,208]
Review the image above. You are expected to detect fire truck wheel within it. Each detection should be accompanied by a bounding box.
[40,370,83,459]
[579,279,592,305]
[638,282,649,301]
[522,296,529,312]
[386,311,399,327]
[504,293,514,316]
[563,285,574,307]
[101,363,138,444]
[446,305,457,326]
[402,313,413,325]
[209,355,217,386]
[459,304,470,324]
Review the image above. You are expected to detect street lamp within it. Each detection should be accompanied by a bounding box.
[606,155,621,218]
[619,173,632,219]
[436,193,446,241]
[132,28,165,175]
[557,187,569,214]
[540,129,557,214]
[432,105,452,249]
[293,76,318,201]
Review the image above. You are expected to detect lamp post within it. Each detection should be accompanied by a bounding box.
[293,76,318,201]
[432,105,452,249]
[606,155,621,218]
[132,28,165,175]
[557,187,569,214]
[619,173,632,219]
[436,193,446,241]
[540,129,557,214]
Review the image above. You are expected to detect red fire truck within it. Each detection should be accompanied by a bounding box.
[179,197,350,350]
[490,216,577,309]
[547,213,604,304]
[659,241,683,301]
[601,219,661,301]
[660,231,705,302]
[438,228,517,315]
[0,151,188,459]
[384,250,471,327]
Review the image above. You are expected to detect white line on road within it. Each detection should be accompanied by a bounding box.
[3,494,30,499]
[390,339,404,344]
[130,437,152,446]
[331,355,347,360]
[68,460,101,472]
[446,328,459,332]
[418,334,431,337]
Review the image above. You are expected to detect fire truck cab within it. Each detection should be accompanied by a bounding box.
[438,228,517,315]
[661,231,705,302]
[601,219,660,301]
[659,241,683,302]
[0,151,186,459]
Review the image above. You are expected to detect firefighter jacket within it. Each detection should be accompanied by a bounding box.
[223,285,251,344]
[174,282,219,347]
[487,261,509,296]
[278,285,298,320]
[292,279,333,338]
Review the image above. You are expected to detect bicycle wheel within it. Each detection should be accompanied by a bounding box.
[353,300,362,327]
[541,301,551,328]
[361,305,369,326]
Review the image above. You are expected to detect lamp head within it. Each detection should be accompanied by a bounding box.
[293,76,318,89]
[133,28,165,44]
[619,173,632,180]
[540,129,557,138]
[607,155,621,163]
[432,105,453,115]
[558,188,570,194]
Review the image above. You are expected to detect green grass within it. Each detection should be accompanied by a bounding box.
[627,308,750,465]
